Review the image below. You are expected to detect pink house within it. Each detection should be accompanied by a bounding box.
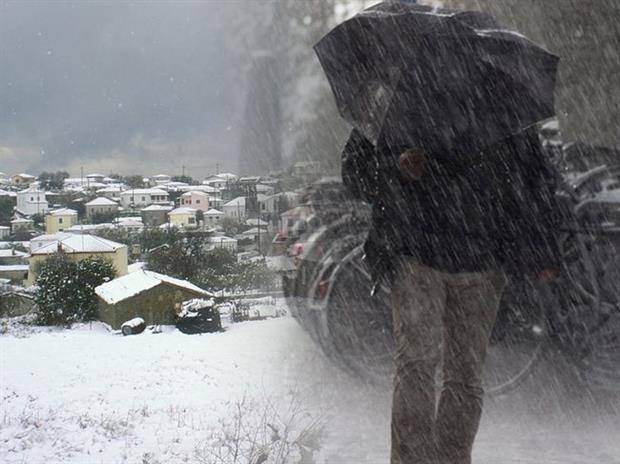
[180,191,209,212]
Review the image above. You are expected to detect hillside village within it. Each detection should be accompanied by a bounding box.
[0,164,323,327]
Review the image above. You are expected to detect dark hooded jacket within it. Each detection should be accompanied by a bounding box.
[341,127,564,282]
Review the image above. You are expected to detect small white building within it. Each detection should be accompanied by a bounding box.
[95,186,123,201]
[119,189,169,208]
[151,174,172,186]
[0,226,10,239]
[207,235,238,253]
[203,173,237,190]
[204,209,224,227]
[223,197,247,220]
[85,197,120,219]
[16,187,49,216]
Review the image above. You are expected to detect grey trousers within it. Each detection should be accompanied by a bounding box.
[390,258,507,464]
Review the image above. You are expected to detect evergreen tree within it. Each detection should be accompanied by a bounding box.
[34,254,116,326]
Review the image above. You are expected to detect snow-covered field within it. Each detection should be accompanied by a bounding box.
[1,305,619,464]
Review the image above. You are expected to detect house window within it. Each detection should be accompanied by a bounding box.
[58,218,63,224]
[141,196,146,201]
[188,217,195,224]
[30,197,34,201]
[196,199,200,204]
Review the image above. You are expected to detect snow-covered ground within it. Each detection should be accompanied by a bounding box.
[1,305,619,463]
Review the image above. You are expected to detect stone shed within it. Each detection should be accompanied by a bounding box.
[95,270,213,329]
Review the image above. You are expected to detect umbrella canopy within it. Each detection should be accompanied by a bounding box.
[315,1,559,155]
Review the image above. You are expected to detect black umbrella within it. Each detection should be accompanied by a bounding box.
[314,1,559,154]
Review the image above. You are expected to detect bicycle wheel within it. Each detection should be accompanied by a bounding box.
[322,244,394,383]
[559,231,620,391]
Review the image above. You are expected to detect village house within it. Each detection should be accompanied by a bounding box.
[10,218,34,236]
[95,186,123,201]
[204,209,224,227]
[45,208,78,234]
[11,173,37,188]
[179,191,209,212]
[168,207,198,228]
[0,265,29,285]
[207,235,238,253]
[85,197,120,219]
[119,188,169,209]
[27,234,128,285]
[16,186,49,216]
[95,270,213,328]
[0,248,28,266]
[150,174,172,186]
[141,204,173,227]
[223,197,247,220]
[202,173,237,190]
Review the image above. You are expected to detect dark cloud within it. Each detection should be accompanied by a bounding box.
[0,1,270,177]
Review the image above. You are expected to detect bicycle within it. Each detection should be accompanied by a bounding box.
[285,164,620,395]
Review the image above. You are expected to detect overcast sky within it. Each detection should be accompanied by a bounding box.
[0,1,273,178]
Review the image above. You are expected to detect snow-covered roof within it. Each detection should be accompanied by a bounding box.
[120,189,168,196]
[205,209,223,216]
[31,234,126,255]
[95,270,212,305]
[66,224,114,233]
[141,204,173,212]
[246,218,268,226]
[31,232,73,243]
[241,227,266,235]
[207,235,237,243]
[169,207,197,215]
[85,197,118,206]
[180,190,209,197]
[128,262,146,273]
[15,173,36,179]
[0,249,27,258]
[223,197,246,207]
[152,174,171,179]
[48,208,78,216]
[0,264,29,271]
[11,218,34,224]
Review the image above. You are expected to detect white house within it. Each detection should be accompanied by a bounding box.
[151,174,172,186]
[95,186,123,201]
[119,189,169,208]
[207,235,238,253]
[203,173,237,190]
[85,197,119,219]
[16,187,49,216]
[179,191,209,212]
[223,197,246,220]
[204,209,224,227]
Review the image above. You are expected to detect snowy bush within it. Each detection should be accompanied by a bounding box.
[33,254,116,326]
[194,395,324,464]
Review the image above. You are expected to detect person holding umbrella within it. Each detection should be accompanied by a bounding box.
[316,2,564,463]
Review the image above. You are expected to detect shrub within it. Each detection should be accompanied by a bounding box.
[34,254,116,326]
